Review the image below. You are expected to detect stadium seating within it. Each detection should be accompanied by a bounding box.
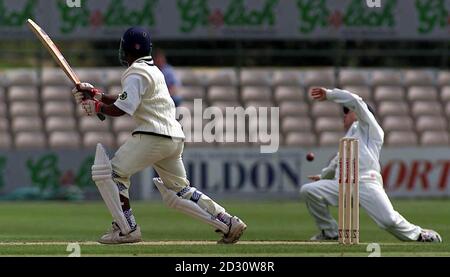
[1,67,450,149]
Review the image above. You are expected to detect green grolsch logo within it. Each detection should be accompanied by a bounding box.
[296,0,397,34]
[177,0,279,33]
[58,0,158,34]
[415,0,449,34]
[0,0,37,27]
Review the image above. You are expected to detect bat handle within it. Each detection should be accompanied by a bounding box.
[97,113,106,121]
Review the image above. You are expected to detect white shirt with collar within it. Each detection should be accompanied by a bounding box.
[319,88,384,181]
[114,56,185,139]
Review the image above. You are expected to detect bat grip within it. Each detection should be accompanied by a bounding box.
[97,113,106,121]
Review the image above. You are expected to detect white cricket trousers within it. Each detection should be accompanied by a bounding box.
[110,133,225,217]
[300,177,422,241]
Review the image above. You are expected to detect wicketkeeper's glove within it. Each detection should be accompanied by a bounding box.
[72,82,103,104]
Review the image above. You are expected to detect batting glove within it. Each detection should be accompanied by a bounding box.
[81,99,103,116]
[72,83,103,104]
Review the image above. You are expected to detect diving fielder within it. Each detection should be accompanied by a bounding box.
[300,87,442,243]
[73,27,247,244]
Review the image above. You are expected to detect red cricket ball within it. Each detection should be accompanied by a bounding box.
[306,152,315,162]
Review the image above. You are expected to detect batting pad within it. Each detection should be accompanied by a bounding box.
[153,178,229,234]
[92,143,132,235]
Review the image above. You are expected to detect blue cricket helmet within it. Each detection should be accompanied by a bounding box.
[119,27,152,66]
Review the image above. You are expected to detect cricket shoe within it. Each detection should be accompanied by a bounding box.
[98,222,142,244]
[417,229,442,243]
[217,216,247,244]
[310,230,338,241]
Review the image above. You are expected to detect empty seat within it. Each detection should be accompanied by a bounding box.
[241,86,272,102]
[438,71,450,86]
[46,117,77,132]
[240,69,272,86]
[15,132,46,149]
[374,86,404,102]
[105,68,123,86]
[0,134,12,149]
[371,70,403,86]
[206,69,238,86]
[421,131,450,146]
[207,86,239,102]
[279,102,309,117]
[416,116,447,132]
[311,102,342,117]
[43,102,74,117]
[404,70,435,86]
[0,87,5,102]
[441,86,450,102]
[49,131,80,149]
[320,132,343,146]
[303,69,334,87]
[12,117,43,133]
[176,69,205,86]
[411,101,442,117]
[10,102,39,117]
[177,86,205,101]
[378,101,409,117]
[383,116,414,132]
[84,132,115,148]
[274,86,304,103]
[8,86,38,102]
[42,68,72,86]
[285,132,317,147]
[6,69,38,86]
[445,102,450,117]
[79,117,110,132]
[0,103,7,117]
[113,117,136,133]
[42,86,73,102]
[386,131,418,146]
[75,68,106,86]
[0,118,8,131]
[282,117,312,133]
[315,117,344,132]
[407,86,438,101]
[342,86,371,100]
[339,69,369,86]
[272,69,303,86]
[0,72,7,86]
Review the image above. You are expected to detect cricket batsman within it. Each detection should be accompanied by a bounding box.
[72,27,247,244]
[300,87,442,243]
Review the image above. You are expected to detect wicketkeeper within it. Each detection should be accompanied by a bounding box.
[300,87,442,243]
[72,27,247,244]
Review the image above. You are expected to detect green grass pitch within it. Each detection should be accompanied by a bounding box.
[0,200,449,256]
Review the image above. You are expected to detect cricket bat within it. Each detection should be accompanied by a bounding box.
[27,19,105,121]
